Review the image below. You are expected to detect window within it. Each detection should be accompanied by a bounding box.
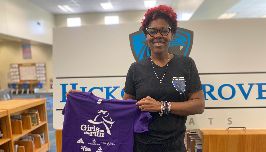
[67,17,81,27]
[104,16,119,25]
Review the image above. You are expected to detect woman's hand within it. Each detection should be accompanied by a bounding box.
[66,89,81,98]
[136,96,161,112]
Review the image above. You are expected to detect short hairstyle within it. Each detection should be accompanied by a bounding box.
[141,5,177,35]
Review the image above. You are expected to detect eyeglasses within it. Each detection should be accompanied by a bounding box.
[145,27,172,37]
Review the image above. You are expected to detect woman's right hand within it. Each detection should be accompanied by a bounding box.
[136,96,161,112]
[66,89,81,98]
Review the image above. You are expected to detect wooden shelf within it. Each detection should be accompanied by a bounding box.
[0,99,45,114]
[35,142,49,152]
[0,99,50,152]
[0,109,11,149]
[0,138,11,145]
[0,110,8,118]
[12,121,46,141]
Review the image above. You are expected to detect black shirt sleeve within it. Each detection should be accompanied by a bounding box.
[187,57,202,95]
[124,63,136,97]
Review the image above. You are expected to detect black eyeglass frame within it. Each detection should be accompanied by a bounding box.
[145,27,172,37]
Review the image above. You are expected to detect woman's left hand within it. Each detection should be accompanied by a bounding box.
[136,96,161,112]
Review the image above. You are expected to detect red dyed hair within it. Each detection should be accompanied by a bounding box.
[141,5,177,34]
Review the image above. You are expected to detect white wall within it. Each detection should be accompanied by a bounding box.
[53,24,137,77]
[181,18,266,73]
[54,18,266,76]
[0,0,54,44]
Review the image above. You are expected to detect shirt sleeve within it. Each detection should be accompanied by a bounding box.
[187,57,202,95]
[124,63,136,97]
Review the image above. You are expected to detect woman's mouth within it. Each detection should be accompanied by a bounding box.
[153,42,165,47]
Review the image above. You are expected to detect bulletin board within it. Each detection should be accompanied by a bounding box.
[19,63,37,81]
[9,63,46,83]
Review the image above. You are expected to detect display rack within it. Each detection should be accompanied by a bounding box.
[0,99,49,152]
[0,109,12,152]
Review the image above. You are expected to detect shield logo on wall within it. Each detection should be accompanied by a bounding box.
[129,27,193,62]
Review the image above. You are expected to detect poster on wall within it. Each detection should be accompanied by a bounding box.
[22,44,32,59]
[19,64,37,81]
[9,64,20,82]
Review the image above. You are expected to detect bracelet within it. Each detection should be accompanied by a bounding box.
[168,102,171,113]
[159,101,164,116]
[164,101,169,115]
[159,101,171,116]
[164,102,171,115]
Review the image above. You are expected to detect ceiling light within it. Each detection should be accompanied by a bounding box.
[178,12,193,21]
[101,2,113,10]
[58,5,74,13]
[218,13,237,19]
[58,5,68,12]
[144,0,157,8]
[67,17,81,27]
[64,5,74,12]
[104,16,119,25]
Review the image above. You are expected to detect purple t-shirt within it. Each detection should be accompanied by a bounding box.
[62,92,151,152]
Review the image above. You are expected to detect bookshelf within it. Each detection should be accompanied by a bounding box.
[0,99,49,152]
[0,109,12,151]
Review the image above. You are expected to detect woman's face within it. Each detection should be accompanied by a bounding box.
[146,18,173,54]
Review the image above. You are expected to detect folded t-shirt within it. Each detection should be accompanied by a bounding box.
[62,92,151,152]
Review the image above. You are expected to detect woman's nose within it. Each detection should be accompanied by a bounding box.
[153,32,163,38]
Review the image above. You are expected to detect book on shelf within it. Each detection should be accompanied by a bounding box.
[24,109,40,126]
[0,123,3,138]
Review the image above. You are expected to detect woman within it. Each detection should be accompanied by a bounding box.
[123,5,205,152]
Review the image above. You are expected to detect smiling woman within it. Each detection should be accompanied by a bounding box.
[123,5,205,152]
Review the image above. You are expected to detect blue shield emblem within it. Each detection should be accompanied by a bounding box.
[129,27,193,62]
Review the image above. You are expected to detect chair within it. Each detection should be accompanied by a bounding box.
[33,82,43,93]
[0,89,12,100]
[37,82,43,89]
[11,83,19,95]
[21,82,30,94]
